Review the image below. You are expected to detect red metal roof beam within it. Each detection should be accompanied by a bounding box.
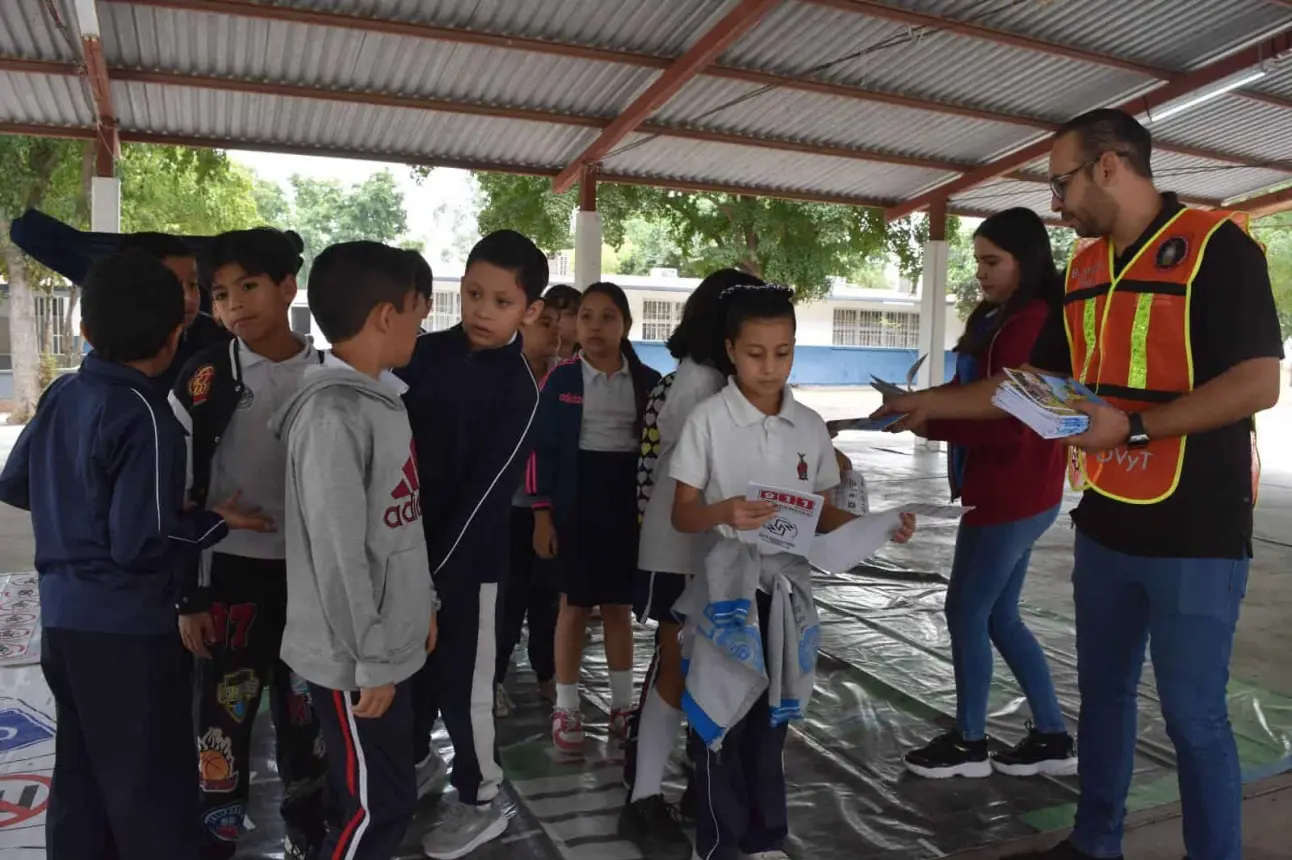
[550,0,783,193]
[68,0,119,172]
[885,29,1292,221]
[1233,184,1292,217]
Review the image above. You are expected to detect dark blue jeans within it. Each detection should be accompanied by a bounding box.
[946,504,1065,741]
[1071,532,1247,860]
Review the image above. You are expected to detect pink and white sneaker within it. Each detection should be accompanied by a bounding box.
[609,708,631,738]
[552,708,585,754]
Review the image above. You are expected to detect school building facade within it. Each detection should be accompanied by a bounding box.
[289,269,965,386]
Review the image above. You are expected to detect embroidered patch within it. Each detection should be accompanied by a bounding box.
[558,392,582,405]
[202,802,245,841]
[216,669,260,724]
[1155,236,1188,270]
[198,727,239,793]
[796,453,809,481]
[189,364,216,406]
[286,672,313,727]
[236,385,255,410]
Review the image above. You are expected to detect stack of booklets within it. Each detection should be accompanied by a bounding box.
[992,369,1102,439]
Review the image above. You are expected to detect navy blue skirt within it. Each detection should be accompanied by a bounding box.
[558,450,640,607]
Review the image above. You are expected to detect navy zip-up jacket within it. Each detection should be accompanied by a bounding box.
[395,325,539,584]
[528,355,661,529]
[0,354,229,634]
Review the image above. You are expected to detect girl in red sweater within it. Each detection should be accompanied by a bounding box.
[898,208,1077,780]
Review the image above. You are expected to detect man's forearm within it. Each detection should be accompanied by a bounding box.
[1141,358,1280,440]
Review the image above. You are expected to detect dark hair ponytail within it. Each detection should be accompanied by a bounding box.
[956,208,1062,355]
[582,281,651,435]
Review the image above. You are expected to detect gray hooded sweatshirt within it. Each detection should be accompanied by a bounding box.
[270,361,435,692]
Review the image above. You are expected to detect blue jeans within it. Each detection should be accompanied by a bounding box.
[946,505,1065,741]
[1071,532,1248,860]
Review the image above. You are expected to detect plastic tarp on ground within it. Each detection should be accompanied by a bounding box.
[0,437,1289,858]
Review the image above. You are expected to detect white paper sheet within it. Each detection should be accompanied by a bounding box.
[895,503,973,519]
[745,484,825,556]
[807,509,903,572]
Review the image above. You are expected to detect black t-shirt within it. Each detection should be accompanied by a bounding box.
[1029,196,1283,559]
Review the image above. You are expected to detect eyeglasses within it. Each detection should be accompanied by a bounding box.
[1048,151,1131,201]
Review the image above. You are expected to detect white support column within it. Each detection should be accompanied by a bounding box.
[574,209,602,290]
[90,176,121,233]
[916,237,949,451]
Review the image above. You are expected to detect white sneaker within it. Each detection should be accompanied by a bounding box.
[416,748,449,800]
[493,683,514,719]
[421,797,508,859]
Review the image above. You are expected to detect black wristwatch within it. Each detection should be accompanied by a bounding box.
[1126,412,1150,449]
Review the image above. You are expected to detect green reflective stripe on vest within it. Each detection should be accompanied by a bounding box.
[1080,297,1098,381]
[1127,293,1153,389]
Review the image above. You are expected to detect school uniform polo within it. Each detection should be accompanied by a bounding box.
[670,380,840,546]
[207,338,318,560]
[579,354,637,452]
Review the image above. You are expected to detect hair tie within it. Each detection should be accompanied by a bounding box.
[718,282,795,300]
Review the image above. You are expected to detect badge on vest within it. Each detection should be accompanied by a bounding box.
[1155,236,1188,270]
[237,385,255,409]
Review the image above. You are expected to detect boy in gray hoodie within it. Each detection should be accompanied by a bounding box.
[271,241,438,860]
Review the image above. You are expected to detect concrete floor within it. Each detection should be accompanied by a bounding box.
[1,388,1291,857]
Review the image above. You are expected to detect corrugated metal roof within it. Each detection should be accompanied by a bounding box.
[0,71,93,126]
[113,81,598,167]
[264,0,735,57]
[949,177,1050,216]
[657,75,1036,163]
[721,0,1157,120]
[897,0,1292,71]
[1254,62,1292,100]
[1149,94,1292,165]
[0,0,82,62]
[603,133,956,201]
[101,4,659,118]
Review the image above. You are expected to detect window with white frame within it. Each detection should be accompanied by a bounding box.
[549,251,572,277]
[832,308,920,348]
[427,290,461,332]
[35,294,68,355]
[641,299,685,342]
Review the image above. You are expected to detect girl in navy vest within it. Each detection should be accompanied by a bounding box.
[528,283,661,754]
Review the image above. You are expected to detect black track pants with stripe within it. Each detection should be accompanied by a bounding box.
[412,579,503,805]
[310,680,417,860]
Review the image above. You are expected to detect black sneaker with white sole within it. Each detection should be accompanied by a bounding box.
[991,724,1078,777]
[618,794,692,860]
[904,731,991,779]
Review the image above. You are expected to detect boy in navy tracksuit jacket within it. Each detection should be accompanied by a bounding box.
[395,232,546,859]
[0,251,270,860]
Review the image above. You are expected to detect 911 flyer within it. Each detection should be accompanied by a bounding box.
[745,484,824,556]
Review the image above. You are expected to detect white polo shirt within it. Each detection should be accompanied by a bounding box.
[670,379,840,547]
[579,353,637,453]
[208,337,320,559]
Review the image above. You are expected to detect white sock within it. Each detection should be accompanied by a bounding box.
[631,688,683,802]
[609,670,634,711]
[556,683,579,710]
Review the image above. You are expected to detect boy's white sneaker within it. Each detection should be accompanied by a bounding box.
[416,748,449,799]
[551,707,585,754]
[421,797,508,859]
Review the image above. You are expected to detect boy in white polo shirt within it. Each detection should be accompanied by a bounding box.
[669,283,915,860]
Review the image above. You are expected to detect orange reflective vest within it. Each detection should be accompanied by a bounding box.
[1062,207,1253,505]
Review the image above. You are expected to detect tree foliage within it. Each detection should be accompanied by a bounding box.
[275,170,409,279]
[473,173,939,302]
[119,145,262,235]
[1255,213,1292,337]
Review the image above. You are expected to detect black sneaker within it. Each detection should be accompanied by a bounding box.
[617,794,692,860]
[1008,839,1119,859]
[991,723,1078,777]
[904,731,991,779]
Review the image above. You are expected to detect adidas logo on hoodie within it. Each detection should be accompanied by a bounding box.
[385,441,423,529]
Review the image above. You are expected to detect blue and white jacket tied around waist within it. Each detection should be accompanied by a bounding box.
[675,537,820,750]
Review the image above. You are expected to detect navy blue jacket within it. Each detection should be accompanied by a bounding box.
[528,355,661,529]
[395,325,539,584]
[0,354,228,634]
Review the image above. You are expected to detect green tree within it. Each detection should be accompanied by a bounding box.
[284,170,409,279]
[0,137,85,420]
[252,178,291,228]
[119,145,262,235]
[472,173,936,302]
[1256,213,1292,336]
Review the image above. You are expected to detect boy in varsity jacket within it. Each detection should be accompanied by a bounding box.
[395,231,546,859]
[170,228,327,860]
